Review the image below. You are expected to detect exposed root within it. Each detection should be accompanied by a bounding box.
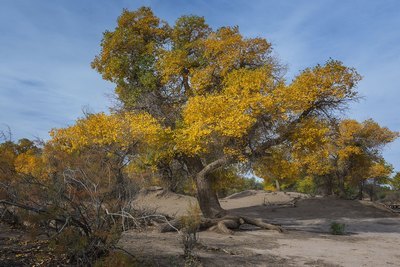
[160,215,283,234]
[208,219,238,234]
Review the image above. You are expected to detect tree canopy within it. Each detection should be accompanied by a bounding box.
[79,7,369,217]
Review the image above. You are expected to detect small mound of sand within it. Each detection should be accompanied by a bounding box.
[224,190,259,199]
[133,188,309,217]
[133,188,196,217]
[220,190,309,210]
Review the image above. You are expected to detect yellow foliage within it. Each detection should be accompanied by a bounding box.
[263,184,276,192]
[283,60,361,114]
[368,162,392,179]
[49,112,165,154]
[255,118,333,188]
[14,150,47,179]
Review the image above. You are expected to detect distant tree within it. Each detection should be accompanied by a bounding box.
[253,119,397,199]
[329,119,397,199]
[391,172,400,191]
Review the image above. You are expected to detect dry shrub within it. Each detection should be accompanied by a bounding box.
[0,143,147,266]
[180,202,202,266]
[94,251,138,267]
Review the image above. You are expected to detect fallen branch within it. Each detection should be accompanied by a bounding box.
[106,209,181,233]
[0,200,46,214]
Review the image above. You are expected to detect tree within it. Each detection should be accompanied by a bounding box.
[0,138,42,200]
[89,7,363,219]
[292,119,397,198]
[329,119,397,199]
[391,172,400,191]
[49,112,166,197]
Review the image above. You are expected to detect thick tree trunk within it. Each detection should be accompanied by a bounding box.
[160,156,285,234]
[195,172,225,218]
[191,157,230,218]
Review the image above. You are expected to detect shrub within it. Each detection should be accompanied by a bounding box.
[180,202,201,266]
[94,251,138,267]
[330,222,346,235]
[0,142,143,265]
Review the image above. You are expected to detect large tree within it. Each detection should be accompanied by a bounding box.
[86,7,363,219]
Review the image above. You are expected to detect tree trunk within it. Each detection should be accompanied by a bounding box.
[275,180,281,191]
[160,155,285,233]
[358,180,364,200]
[337,175,346,198]
[191,157,230,218]
[323,175,333,196]
[369,179,376,201]
[195,172,225,218]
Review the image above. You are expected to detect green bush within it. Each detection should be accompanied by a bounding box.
[330,222,346,235]
[295,176,316,195]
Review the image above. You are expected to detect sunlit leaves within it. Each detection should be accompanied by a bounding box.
[333,119,398,187]
[283,60,361,114]
[14,150,47,179]
[49,112,165,153]
[88,7,392,198]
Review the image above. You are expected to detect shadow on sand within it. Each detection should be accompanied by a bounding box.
[228,198,400,234]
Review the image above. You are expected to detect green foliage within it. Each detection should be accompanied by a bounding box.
[212,169,263,197]
[91,7,170,109]
[391,172,400,191]
[295,176,316,195]
[330,222,346,235]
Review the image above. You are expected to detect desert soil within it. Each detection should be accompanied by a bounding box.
[124,189,400,266]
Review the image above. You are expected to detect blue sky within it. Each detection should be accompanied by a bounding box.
[1,0,399,169]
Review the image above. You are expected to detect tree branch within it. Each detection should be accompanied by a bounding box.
[198,157,231,178]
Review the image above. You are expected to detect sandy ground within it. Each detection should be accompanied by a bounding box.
[123,189,400,266]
